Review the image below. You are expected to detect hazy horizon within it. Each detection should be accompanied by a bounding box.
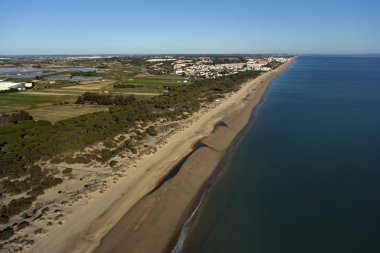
[1,53,380,57]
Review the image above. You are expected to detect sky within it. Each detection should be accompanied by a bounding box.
[1,0,380,55]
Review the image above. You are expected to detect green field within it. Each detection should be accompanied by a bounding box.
[27,105,108,122]
[100,66,141,79]
[34,80,81,90]
[113,74,189,94]
[0,70,188,113]
[112,87,161,95]
[0,74,185,111]
[0,93,75,112]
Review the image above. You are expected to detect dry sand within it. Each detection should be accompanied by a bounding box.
[93,59,295,253]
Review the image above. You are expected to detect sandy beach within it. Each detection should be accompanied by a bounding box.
[92,58,295,253]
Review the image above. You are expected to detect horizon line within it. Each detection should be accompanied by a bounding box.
[1,53,380,57]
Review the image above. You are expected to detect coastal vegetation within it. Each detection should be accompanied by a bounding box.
[263,61,283,69]
[76,92,136,105]
[0,164,63,224]
[113,84,144,89]
[112,75,187,94]
[0,227,14,241]
[0,69,262,225]
[0,111,33,127]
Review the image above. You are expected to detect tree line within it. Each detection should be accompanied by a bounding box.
[76,92,136,105]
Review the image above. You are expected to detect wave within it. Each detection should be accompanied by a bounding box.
[171,192,207,253]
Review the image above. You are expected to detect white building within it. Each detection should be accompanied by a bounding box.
[147,58,176,62]
[24,83,33,88]
[0,82,22,91]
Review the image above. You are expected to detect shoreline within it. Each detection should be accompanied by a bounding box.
[170,80,270,252]
[94,58,296,253]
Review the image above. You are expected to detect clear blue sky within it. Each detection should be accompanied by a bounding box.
[1,0,380,55]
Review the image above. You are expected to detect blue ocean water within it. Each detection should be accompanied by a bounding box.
[182,56,380,253]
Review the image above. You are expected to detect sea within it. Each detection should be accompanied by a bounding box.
[181,56,380,253]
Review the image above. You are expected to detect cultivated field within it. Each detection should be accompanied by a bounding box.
[61,80,113,91]
[112,74,189,95]
[0,93,76,112]
[27,104,109,122]
[0,80,114,112]
[0,69,188,115]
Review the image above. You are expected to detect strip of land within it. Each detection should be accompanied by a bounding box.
[93,58,295,253]
[30,58,294,253]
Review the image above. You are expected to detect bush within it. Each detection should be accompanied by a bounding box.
[104,139,117,148]
[42,207,49,214]
[76,92,136,105]
[0,110,33,127]
[50,156,64,164]
[62,168,72,174]
[17,221,30,231]
[28,176,63,197]
[0,197,36,222]
[109,160,118,167]
[0,227,14,241]
[33,228,43,234]
[0,214,9,224]
[146,126,158,136]
[96,149,113,163]
[1,179,31,195]
[113,84,144,88]
[123,139,134,149]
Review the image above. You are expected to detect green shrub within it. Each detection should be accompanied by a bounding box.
[0,227,14,241]
[17,220,30,231]
[109,160,118,167]
[62,168,72,174]
[33,228,43,234]
[0,197,36,221]
[146,126,158,136]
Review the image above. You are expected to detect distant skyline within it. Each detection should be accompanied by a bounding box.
[1,0,380,55]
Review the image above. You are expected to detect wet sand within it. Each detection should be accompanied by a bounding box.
[94,58,295,253]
